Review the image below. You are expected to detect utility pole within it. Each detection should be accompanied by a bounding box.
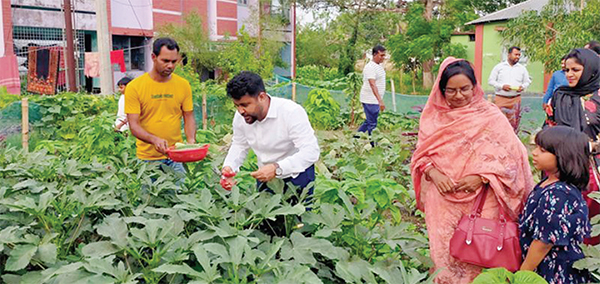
[63,0,77,92]
[95,0,113,95]
[291,2,296,102]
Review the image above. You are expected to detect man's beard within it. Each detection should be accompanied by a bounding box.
[243,114,258,124]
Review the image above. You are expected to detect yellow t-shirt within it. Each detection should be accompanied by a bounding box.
[124,73,193,160]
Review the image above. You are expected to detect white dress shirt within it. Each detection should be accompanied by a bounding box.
[360,60,386,104]
[488,61,531,97]
[223,96,320,179]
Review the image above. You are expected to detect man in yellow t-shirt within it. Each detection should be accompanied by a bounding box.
[125,37,196,176]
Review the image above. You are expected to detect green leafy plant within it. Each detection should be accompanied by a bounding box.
[304,88,342,130]
[471,268,548,284]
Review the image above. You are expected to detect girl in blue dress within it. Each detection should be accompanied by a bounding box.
[519,126,592,284]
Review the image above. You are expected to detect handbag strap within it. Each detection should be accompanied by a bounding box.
[470,185,488,217]
[470,184,508,222]
[466,184,512,251]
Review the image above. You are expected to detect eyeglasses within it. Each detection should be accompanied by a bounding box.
[444,85,474,96]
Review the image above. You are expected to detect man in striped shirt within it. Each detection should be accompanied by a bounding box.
[358,45,386,136]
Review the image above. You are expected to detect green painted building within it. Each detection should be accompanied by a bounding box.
[451,0,550,95]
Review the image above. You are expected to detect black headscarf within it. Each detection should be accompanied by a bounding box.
[551,48,600,138]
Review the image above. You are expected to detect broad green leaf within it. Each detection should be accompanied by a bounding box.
[204,243,230,263]
[1,274,22,284]
[82,241,119,258]
[5,244,37,271]
[512,271,548,284]
[335,257,376,283]
[96,214,128,248]
[270,204,306,217]
[12,179,39,191]
[471,268,510,284]
[228,236,247,266]
[154,263,202,277]
[36,243,57,265]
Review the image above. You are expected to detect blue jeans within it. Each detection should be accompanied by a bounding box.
[143,159,186,186]
[358,103,380,134]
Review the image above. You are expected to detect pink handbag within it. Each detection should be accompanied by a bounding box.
[449,186,522,272]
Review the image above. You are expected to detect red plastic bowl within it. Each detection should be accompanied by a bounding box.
[166,144,210,163]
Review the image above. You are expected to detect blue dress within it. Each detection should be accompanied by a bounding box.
[519,181,591,284]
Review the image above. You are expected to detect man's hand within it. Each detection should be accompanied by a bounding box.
[502,84,511,91]
[151,137,169,154]
[251,164,277,182]
[187,138,196,145]
[379,101,386,111]
[454,175,484,193]
[517,86,524,92]
[220,166,237,191]
[428,168,455,195]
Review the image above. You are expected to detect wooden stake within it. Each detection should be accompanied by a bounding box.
[292,82,297,102]
[22,98,29,151]
[202,91,207,130]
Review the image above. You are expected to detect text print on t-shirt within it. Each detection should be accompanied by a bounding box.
[151,94,174,99]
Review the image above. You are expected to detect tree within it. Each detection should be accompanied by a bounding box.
[297,25,338,67]
[218,28,278,79]
[388,2,466,92]
[502,0,600,72]
[470,0,527,14]
[158,13,219,79]
[297,0,397,76]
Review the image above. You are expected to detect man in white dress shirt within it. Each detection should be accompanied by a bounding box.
[488,46,531,132]
[220,71,320,205]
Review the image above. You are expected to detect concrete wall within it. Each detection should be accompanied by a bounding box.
[480,21,544,94]
[450,34,475,63]
[237,0,259,36]
[111,0,153,31]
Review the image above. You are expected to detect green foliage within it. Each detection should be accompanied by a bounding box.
[304,88,341,130]
[174,65,234,125]
[158,12,219,78]
[468,0,527,15]
[297,65,343,82]
[471,268,548,284]
[297,26,338,68]
[0,92,436,283]
[0,90,19,109]
[502,0,600,72]
[218,28,276,79]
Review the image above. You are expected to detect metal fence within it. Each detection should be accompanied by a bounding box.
[13,26,86,93]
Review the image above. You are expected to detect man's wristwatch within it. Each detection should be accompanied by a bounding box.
[274,163,283,177]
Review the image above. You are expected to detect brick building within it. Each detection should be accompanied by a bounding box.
[0,0,290,92]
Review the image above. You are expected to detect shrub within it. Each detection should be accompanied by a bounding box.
[304,88,341,130]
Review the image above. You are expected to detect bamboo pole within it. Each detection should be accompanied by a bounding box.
[202,92,207,130]
[292,82,297,102]
[391,77,396,112]
[21,98,29,151]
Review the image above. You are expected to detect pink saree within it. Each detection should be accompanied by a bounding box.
[410,57,533,283]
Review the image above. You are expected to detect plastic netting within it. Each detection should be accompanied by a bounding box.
[267,82,545,130]
[0,84,546,144]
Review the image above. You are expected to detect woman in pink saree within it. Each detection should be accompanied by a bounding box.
[411,58,533,283]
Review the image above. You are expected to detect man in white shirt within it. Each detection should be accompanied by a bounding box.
[488,46,531,132]
[358,45,386,136]
[220,71,320,206]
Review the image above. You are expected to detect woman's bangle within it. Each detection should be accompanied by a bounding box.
[480,176,489,185]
